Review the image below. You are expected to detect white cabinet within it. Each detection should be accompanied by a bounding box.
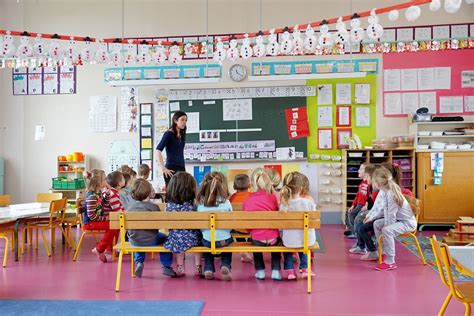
[409,120,474,152]
[51,156,89,202]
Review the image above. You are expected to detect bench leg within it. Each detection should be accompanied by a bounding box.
[307,249,312,294]
[131,252,135,278]
[115,250,124,292]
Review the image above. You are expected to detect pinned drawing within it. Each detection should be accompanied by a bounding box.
[222,99,253,121]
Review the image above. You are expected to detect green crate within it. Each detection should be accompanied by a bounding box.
[61,180,69,189]
[52,177,66,189]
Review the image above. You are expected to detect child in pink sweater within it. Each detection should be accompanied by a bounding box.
[242,168,281,281]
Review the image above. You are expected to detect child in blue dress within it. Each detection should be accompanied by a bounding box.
[163,172,202,277]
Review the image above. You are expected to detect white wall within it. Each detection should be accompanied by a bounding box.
[1,0,473,203]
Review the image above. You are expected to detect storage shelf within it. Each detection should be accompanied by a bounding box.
[417,135,474,138]
[413,121,474,125]
[417,149,474,152]
[392,155,413,158]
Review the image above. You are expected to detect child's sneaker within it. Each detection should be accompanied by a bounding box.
[104,250,113,262]
[176,265,185,277]
[343,230,353,236]
[204,270,215,280]
[285,269,297,280]
[134,262,144,278]
[300,268,315,278]
[360,251,378,261]
[162,266,177,277]
[255,269,266,280]
[220,266,232,281]
[91,247,107,263]
[194,265,203,278]
[349,246,367,255]
[375,262,397,271]
[271,270,282,281]
[346,234,356,239]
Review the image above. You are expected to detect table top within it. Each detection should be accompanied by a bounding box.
[0,202,75,225]
[449,246,474,277]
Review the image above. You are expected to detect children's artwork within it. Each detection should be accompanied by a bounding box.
[194,165,212,187]
[12,66,76,95]
[59,67,76,94]
[276,147,296,160]
[465,96,474,112]
[336,106,351,127]
[417,68,435,91]
[141,115,152,126]
[318,128,333,150]
[439,96,463,113]
[402,92,419,115]
[34,125,45,141]
[141,138,152,148]
[120,87,138,133]
[355,106,370,127]
[186,112,200,134]
[199,130,221,142]
[107,140,139,173]
[434,67,451,90]
[384,93,402,115]
[400,69,418,91]
[355,83,370,104]
[141,103,152,114]
[461,71,474,88]
[318,106,333,127]
[222,99,252,121]
[337,128,352,149]
[285,106,310,139]
[419,92,437,113]
[336,83,351,104]
[383,69,401,92]
[141,149,152,160]
[88,95,117,133]
[317,84,333,105]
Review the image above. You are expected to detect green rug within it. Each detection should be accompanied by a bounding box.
[397,235,474,282]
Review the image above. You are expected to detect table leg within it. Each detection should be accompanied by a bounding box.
[14,219,20,261]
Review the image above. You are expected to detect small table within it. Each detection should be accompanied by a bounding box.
[449,246,474,277]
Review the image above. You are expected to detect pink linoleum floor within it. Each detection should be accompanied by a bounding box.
[0,225,466,315]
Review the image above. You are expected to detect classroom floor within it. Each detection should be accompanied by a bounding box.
[0,225,467,316]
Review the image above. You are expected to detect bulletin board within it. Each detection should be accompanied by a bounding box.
[307,74,377,160]
[383,50,474,116]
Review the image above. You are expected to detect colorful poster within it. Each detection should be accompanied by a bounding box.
[285,106,310,139]
[194,165,212,187]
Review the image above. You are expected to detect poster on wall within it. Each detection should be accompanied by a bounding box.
[120,87,138,133]
[89,96,117,133]
[285,106,310,139]
[12,67,76,95]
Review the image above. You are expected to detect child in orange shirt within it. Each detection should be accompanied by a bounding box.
[229,174,251,203]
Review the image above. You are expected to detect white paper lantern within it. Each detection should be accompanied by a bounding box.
[430,0,442,11]
[388,10,399,21]
[405,6,421,21]
[444,0,462,13]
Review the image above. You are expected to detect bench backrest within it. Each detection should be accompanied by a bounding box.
[110,210,321,252]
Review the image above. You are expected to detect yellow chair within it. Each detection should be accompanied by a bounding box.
[378,195,426,265]
[62,198,84,250]
[0,195,20,259]
[0,232,8,267]
[36,192,63,203]
[430,236,474,316]
[22,198,72,257]
[72,202,115,261]
[0,194,10,207]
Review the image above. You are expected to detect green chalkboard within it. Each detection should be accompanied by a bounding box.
[176,97,307,157]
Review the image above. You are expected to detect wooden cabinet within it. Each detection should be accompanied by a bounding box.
[417,152,474,224]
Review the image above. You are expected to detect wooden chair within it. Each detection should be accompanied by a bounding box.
[22,198,72,257]
[36,192,63,203]
[0,195,19,259]
[430,236,474,316]
[62,198,84,250]
[72,202,116,261]
[378,194,426,265]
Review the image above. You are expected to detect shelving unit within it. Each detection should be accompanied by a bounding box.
[52,156,89,202]
[342,148,416,221]
[409,120,474,152]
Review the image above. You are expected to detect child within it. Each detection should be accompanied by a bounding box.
[119,173,133,208]
[86,170,123,262]
[280,172,317,280]
[163,172,202,277]
[265,168,281,200]
[126,179,176,278]
[138,163,156,200]
[365,168,417,271]
[344,163,370,238]
[242,168,281,281]
[229,173,253,263]
[196,171,233,281]
[229,174,251,203]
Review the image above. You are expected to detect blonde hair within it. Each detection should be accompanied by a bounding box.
[197,171,229,207]
[280,172,306,205]
[301,174,310,197]
[265,168,281,190]
[251,168,274,194]
[372,168,404,207]
[86,169,106,193]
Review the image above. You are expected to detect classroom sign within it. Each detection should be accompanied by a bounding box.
[285,106,310,139]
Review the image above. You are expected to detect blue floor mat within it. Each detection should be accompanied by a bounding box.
[0,300,204,316]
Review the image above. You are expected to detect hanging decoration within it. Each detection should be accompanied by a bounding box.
[1,0,473,69]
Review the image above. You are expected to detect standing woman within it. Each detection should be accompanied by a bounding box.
[156,111,187,187]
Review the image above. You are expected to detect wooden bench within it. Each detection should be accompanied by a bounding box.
[110,210,321,293]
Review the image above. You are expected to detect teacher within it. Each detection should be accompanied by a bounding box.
[156,111,187,186]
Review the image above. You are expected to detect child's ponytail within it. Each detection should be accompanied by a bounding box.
[372,168,404,207]
[197,171,229,207]
[251,168,274,194]
[280,172,305,205]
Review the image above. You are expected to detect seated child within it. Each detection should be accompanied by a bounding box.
[197,171,233,281]
[138,163,156,200]
[280,172,317,280]
[163,172,202,277]
[126,179,176,278]
[119,173,133,208]
[242,168,281,281]
[87,171,124,262]
[345,163,370,238]
[229,174,251,203]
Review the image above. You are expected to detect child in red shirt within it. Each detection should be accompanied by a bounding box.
[344,163,371,238]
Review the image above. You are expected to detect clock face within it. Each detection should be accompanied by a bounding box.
[229,64,247,82]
